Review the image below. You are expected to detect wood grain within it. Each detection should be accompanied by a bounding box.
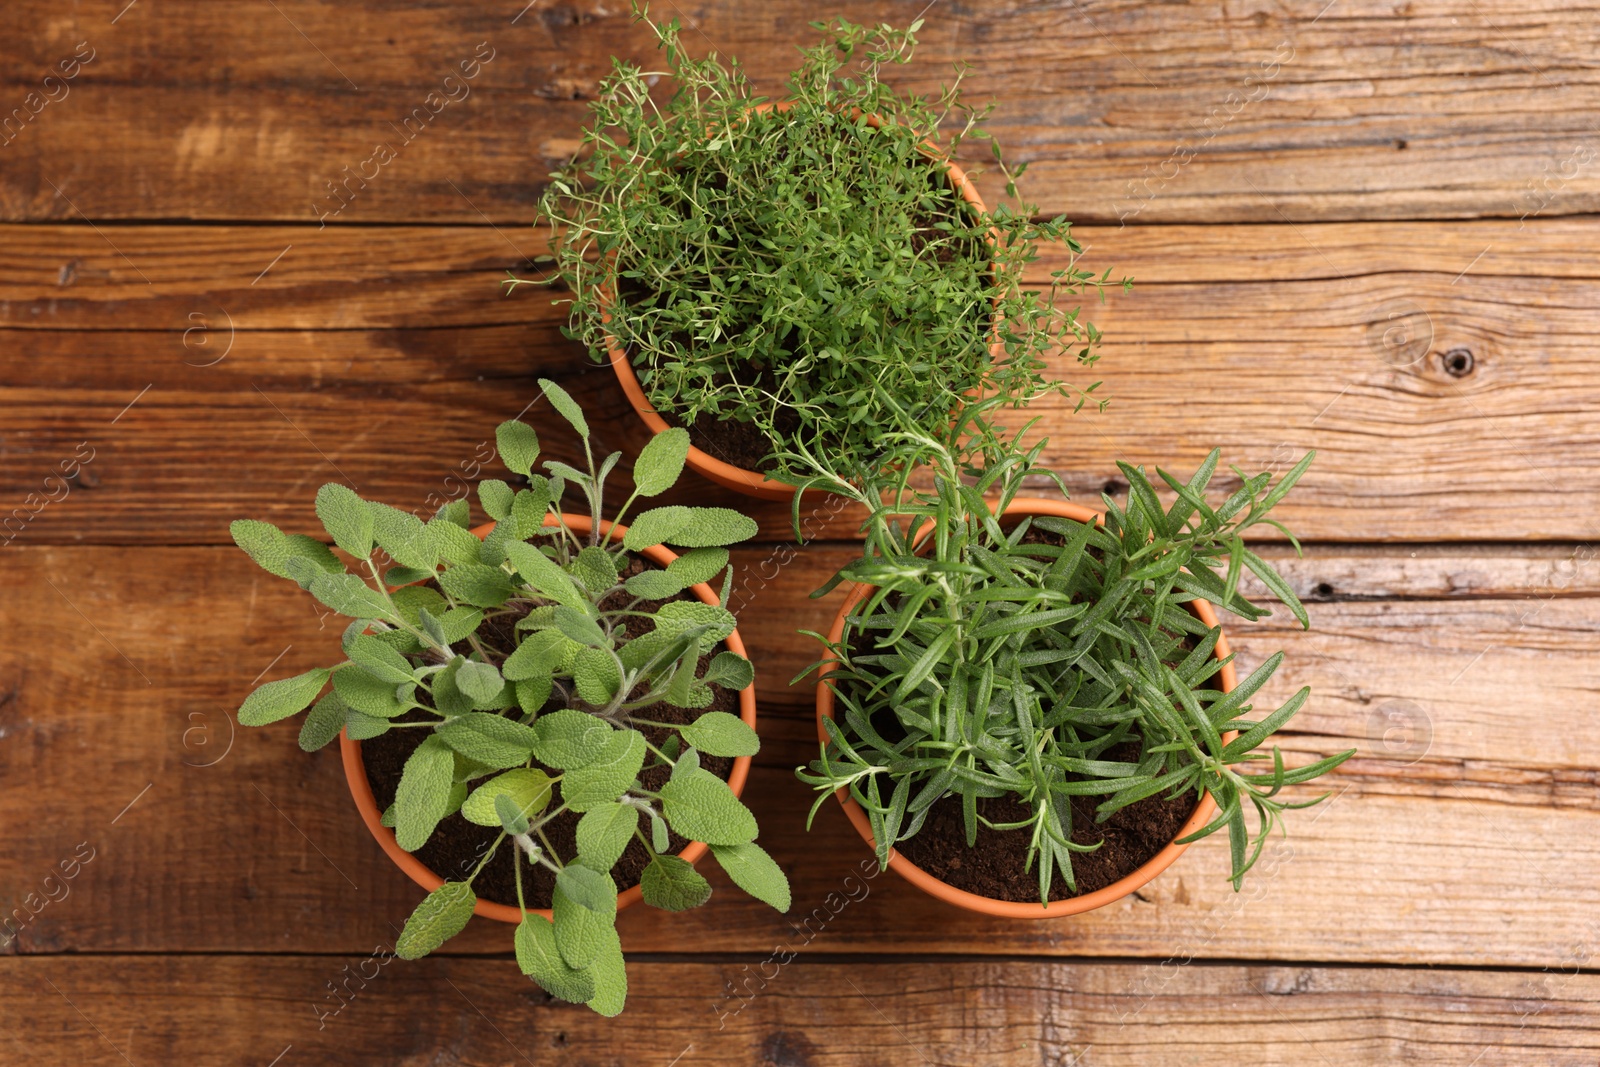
[2,1,1597,223]
[6,956,1600,1066]
[6,219,1600,544]
[6,220,1599,332]
[3,543,1598,966]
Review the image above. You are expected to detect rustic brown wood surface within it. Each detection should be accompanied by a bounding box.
[2,0,1596,1063]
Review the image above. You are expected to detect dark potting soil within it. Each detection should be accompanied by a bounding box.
[360,556,738,910]
[682,382,802,474]
[843,518,1198,902]
[893,741,1197,903]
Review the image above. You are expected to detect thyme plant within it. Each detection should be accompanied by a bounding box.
[231,380,789,1015]
[796,430,1354,903]
[510,8,1122,481]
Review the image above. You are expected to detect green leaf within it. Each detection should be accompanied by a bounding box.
[710,841,791,911]
[639,854,712,911]
[572,545,619,596]
[502,629,568,683]
[369,627,423,655]
[515,913,596,1004]
[395,881,476,960]
[456,659,505,704]
[892,625,957,704]
[561,730,646,812]
[233,522,345,588]
[390,585,447,626]
[623,569,690,599]
[438,562,515,608]
[394,736,456,850]
[553,869,618,969]
[298,690,347,751]
[1222,686,1313,760]
[555,605,609,648]
[970,606,1086,640]
[504,540,585,609]
[496,420,540,478]
[1260,450,1315,513]
[1242,548,1310,629]
[315,483,373,558]
[495,792,531,834]
[383,565,433,587]
[309,572,391,620]
[533,709,614,769]
[480,518,518,566]
[666,547,729,587]
[556,862,618,916]
[702,651,755,692]
[573,646,623,706]
[344,707,392,741]
[433,498,471,528]
[656,600,736,643]
[370,502,437,572]
[230,519,295,580]
[538,378,590,439]
[436,712,538,769]
[282,536,347,588]
[575,802,639,870]
[583,924,628,1017]
[633,427,690,497]
[426,659,471,717]
[679,710,758,758]
[431,520,483,567]
[621,506,690,551]
[461,768,554,827]
[516,674,553,715]
[512,483,550,534]
[665,507,758,548]
[658,768,758,845]
[437,606,484,644]
[478,479,514,522]
[332,665,406,718]
[345,632,415,684]
[239,668,329,726]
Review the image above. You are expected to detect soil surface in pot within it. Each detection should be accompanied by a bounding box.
[360,554,738,910]
[679,369,805,475]
[892,740,1197,903]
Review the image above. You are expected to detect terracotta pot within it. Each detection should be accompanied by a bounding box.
[341,513,759,923]
[813,497,1239,918]
[603,101,991,502]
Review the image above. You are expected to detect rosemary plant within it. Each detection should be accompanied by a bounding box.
[796,430,1354,903]
[231,380,789,1015]
[510,7,1121,481]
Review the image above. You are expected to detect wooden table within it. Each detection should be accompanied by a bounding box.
[4,2,1598,1063]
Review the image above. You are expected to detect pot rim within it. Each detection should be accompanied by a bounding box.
[813,496,1239,919]
[341,512,759,923]
[603,101,991,502]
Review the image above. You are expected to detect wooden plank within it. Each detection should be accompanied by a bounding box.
[2,1,1597,223]
[6,956,1600,1066]
[3,543,1599,965]
[10,219,1600,327]
[5,218,1600,544]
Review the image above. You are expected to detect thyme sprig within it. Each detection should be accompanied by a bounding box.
[511,7,1124,481]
